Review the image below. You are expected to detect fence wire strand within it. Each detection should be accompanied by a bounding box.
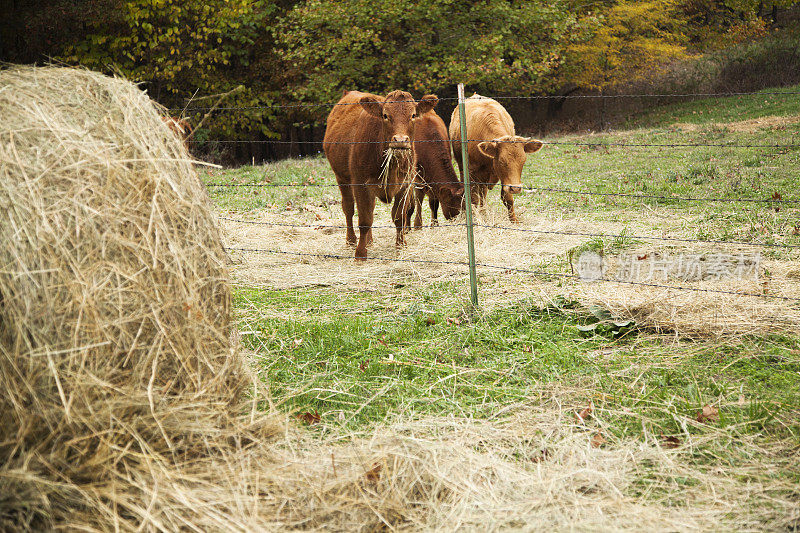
[172,89,800,112]
[206,180,800,204]
[189,138,800,149]
[217,216,800,250]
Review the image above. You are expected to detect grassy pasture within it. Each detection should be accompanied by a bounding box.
[204,87,800,525]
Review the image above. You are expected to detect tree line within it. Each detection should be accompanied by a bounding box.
[2,0,798,162]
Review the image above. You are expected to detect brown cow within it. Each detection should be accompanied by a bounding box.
[410,108,464,228]
[450,94,543,222]
[162,116,193,152]
[324,90,437,259]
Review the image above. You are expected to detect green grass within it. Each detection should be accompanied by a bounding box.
[236,285,800,447]
[627,84,800,128]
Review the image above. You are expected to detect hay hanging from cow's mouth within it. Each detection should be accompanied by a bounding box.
[379,146,416,188]
[380,147,419,219]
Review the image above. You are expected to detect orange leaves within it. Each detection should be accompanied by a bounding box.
[575,403,593,424]
[696,404,719,424]
[661,436,681,449]
[296,410,321,425]
[363,463,382,484]
[590,432,607,448]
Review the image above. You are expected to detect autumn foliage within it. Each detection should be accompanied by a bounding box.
[2,0,798,158]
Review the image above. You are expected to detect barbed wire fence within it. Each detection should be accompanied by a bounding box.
[183,89,800,310]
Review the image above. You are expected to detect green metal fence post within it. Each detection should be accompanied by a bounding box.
[457,83,479,308]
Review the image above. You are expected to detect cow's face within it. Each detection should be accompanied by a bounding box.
[360,91,438,149]
[440,183,465,220]
[478,137,543,193]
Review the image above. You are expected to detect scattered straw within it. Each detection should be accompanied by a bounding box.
[222,202,800,338]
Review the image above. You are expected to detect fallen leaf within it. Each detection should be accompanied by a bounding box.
[364,463,382,484]
[446,317,461,325]
[296,411,321,425]
[425,316,436,326]
[315,213,322,220]
[575,403,593,423]
[522,345,532,353]
[292,338,303,348]
[661,436,681,449]
[696,404,719,423]
[359,359,369,371]
[591,432,606,448]
[637,254,649,260]
[772,191,783,212]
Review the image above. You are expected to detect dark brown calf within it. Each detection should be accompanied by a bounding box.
[323,90,437,260]
[410,109,464,228]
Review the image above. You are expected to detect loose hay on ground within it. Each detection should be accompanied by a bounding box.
[222,204,800,338]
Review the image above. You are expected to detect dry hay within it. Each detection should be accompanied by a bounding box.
[222,201,800,338]
[672,114,800,133]
[0,65,282,530]
[2,65,798,532]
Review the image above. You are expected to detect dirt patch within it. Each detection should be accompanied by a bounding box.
[673,114,800,133]
[221,202,800,339]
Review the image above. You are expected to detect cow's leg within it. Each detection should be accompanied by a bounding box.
[391,188,411,247]
[501,188,518,223]
[413,187,425,230]
[429,194,439,226]
[338,182,356,245]
[354,190,375,260]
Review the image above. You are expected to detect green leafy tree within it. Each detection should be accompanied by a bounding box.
[275,0,597,124]
[563,0,691,92]
[64,0,280,141]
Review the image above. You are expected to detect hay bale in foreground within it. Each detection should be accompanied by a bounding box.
[0,65,269,530]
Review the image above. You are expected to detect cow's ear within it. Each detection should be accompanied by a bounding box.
[477,141,499,160]
[359,95,383,117]
[416,94,438,115]
[522,137,543,153]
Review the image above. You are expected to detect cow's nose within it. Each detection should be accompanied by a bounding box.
[508,185,522,194]
[390,134,411,148]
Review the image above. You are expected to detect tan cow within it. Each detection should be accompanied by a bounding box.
[450,94,543,222]
[324,90,438,260]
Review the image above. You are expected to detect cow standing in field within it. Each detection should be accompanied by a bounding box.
[450,94,543,222]
[410,108,464,228]
[324,90,438,260]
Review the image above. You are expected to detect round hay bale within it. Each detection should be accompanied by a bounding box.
[0,66,254,530]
